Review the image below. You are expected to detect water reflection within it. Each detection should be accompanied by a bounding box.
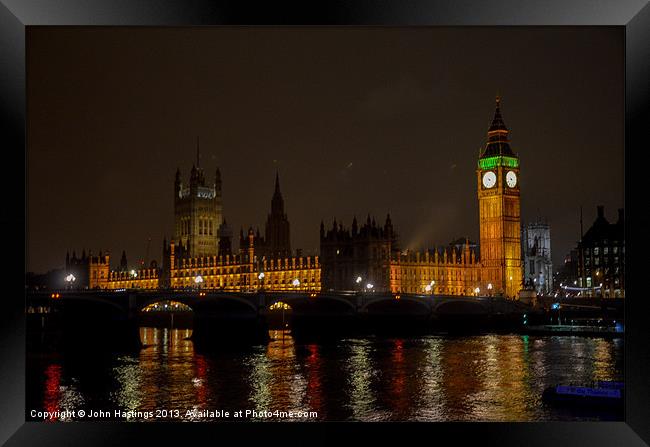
[242,331,310,420]
[27,329,624,422]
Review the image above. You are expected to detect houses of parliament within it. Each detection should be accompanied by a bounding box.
[65,97,523,299]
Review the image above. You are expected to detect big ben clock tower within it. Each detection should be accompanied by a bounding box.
[477,97,523,299]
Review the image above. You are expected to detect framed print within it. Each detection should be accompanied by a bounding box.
[2,0,649,445]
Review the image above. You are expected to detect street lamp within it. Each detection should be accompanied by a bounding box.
[130,269,138,278]
[366,283,374,292]
[355,276,363,292]
[194,275,203,290]
[65,273,76,289]
[424,284,432,292]
[292,278,300,287]
[474,287,480,296]
[258,271,265,292]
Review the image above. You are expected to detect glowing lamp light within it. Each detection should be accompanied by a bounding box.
[258,272,265,280]
[424,284,432,292]
[130,269,138,278]
[194,275,204,284]
[474,287,480,294]
[366,283,374,290]
[487,283,493,290]
[65,274,76,283]
[292,279,300,286]
[355,276,363,284]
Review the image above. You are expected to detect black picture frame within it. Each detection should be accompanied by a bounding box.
[3,1,649,445]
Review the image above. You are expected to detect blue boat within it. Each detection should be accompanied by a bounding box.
[542,382,624,409]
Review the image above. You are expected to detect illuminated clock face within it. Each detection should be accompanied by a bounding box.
[506,171,517,188]
[482,171,497,188]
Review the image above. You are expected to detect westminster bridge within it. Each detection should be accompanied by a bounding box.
[26,289,533,350]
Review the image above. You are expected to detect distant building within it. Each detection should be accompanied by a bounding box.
[65,249,158,289]
[56,96,527,298]
[393,237,481,295]
[319,215,398,292]
[576,205,625,298]
[64,249,90,286]
[65,249,111,289]
[554,248,580,293]
[522,220,553,295]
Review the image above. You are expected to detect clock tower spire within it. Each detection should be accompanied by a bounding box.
[477,96,522,299]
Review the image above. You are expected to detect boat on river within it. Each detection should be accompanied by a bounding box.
[542,381,624,409]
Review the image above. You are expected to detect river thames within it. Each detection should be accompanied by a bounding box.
[27,328,623,422]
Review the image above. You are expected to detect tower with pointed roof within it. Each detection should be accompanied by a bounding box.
[257,172,292,259]
[173,139,224,258]
[477,96,523,298]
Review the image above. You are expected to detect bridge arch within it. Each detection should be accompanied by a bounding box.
[269,293,357,314]
[137,293,259,315]
[141,300,193,313]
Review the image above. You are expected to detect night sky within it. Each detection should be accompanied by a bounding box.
[27,27,623,274]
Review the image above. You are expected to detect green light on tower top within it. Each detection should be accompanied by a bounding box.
[478,155,519,170]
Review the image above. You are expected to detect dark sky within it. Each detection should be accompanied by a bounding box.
[27,27,623,274]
